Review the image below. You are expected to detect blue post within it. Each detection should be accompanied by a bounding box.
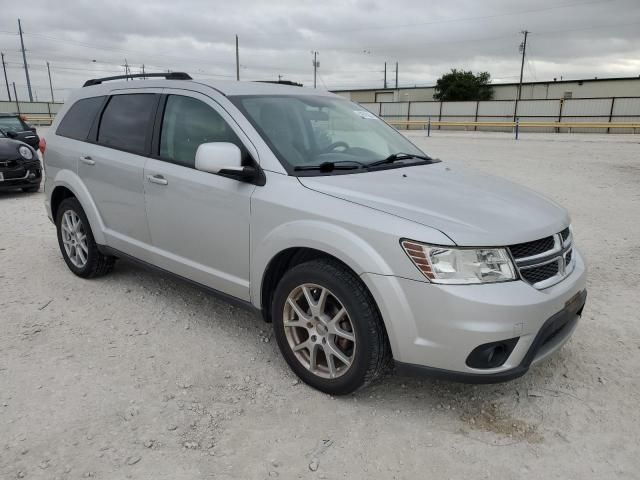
[515,118,519,140]
[427,117,431,137]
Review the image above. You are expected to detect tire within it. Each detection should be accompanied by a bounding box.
[272,258,390,395]
[22,186,39,193]
[55,197,115,278]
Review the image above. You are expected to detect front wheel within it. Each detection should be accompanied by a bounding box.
[55,197,115,278]
[272,259,390,395]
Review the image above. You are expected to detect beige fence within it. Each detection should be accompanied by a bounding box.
[362,97,640,133]
[1,100,63,125]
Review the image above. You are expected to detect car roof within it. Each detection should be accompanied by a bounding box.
[77,78,338,98]
[193,79,337,97]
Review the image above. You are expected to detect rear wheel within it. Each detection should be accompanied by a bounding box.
[272,259,390,395]
[55,197,115,278]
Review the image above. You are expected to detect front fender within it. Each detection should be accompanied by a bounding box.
[251,219,395,308]
[50,169,106,245]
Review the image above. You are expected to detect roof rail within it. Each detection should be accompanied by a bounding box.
[83,72,192,87]
[257,80,303,87]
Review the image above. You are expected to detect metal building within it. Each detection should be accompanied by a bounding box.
[333,76,640,103]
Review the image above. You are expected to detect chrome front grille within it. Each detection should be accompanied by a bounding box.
[509,228,574,289]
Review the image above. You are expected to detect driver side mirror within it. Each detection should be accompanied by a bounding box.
[195,142,264,185]
[6,130,18,139]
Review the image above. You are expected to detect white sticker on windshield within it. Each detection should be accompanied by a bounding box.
[353,110,377,119]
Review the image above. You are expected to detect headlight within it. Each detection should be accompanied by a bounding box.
[18,145,33,160]
[401,239,516,284]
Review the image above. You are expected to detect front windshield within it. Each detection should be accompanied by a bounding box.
[230,95,426,172]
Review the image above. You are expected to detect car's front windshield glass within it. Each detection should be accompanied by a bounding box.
[0,116,26,132]
[229,94,427,174]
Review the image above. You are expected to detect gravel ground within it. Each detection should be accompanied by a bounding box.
[1,130,639,479]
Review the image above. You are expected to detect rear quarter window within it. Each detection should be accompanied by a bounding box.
[56,96,105,141]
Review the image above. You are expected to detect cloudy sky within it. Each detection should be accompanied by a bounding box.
[1,0,639,101]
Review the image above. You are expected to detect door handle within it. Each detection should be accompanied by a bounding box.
[80,155,95,165]
[147,174,168,186]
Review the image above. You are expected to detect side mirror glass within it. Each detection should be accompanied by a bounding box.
[195,142,242,174]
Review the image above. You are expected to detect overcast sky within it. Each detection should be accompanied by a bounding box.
[1,0,639,101]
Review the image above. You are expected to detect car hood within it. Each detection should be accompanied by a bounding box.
[298,162,570,246]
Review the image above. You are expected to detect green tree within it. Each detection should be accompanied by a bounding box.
[433,69,494,101]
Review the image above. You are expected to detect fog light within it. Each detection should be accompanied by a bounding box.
[466,338,519,369]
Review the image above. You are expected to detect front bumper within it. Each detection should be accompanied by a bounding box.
[0,160,42,190]
[361,248,587,382]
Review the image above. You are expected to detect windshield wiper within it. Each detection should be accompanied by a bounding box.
[294,160,368,172]
[368,152,433,167]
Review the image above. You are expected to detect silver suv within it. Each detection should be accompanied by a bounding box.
[44,73,587,394]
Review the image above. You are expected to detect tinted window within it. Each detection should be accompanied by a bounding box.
[98,94,157,154]
[56,96,104,140]
[160,95,242,168]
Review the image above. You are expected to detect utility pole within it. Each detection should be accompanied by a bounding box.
[122,59,130,80]
[312,51,319,89]
[395,62,398,89]
[383,62,387,88]
[235,35,240,81]
[1,52,11,101]
[517,30,529,101]
[47,61,54,102]
[18,19,33,102]
[12,82,20,114]
[141,64,145,79]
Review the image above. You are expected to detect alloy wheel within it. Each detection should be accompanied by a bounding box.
[61,210,89,268]
[283,283,356,379]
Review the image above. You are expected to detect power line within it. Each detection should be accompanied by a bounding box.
[9,17,638,78]
[198,0,619,40]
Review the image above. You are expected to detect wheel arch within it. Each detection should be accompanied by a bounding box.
[50,185,75,220]
[259,246,395,358]
[49,171,106,245]
[260,247,343,322]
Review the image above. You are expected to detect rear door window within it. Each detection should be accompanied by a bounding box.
[98,94,158,155]
[56,96,105,141]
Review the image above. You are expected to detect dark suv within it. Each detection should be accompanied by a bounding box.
[0,129,41,193]
[0,113,40,150]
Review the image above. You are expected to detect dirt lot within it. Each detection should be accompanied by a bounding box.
[1,130,639,479]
